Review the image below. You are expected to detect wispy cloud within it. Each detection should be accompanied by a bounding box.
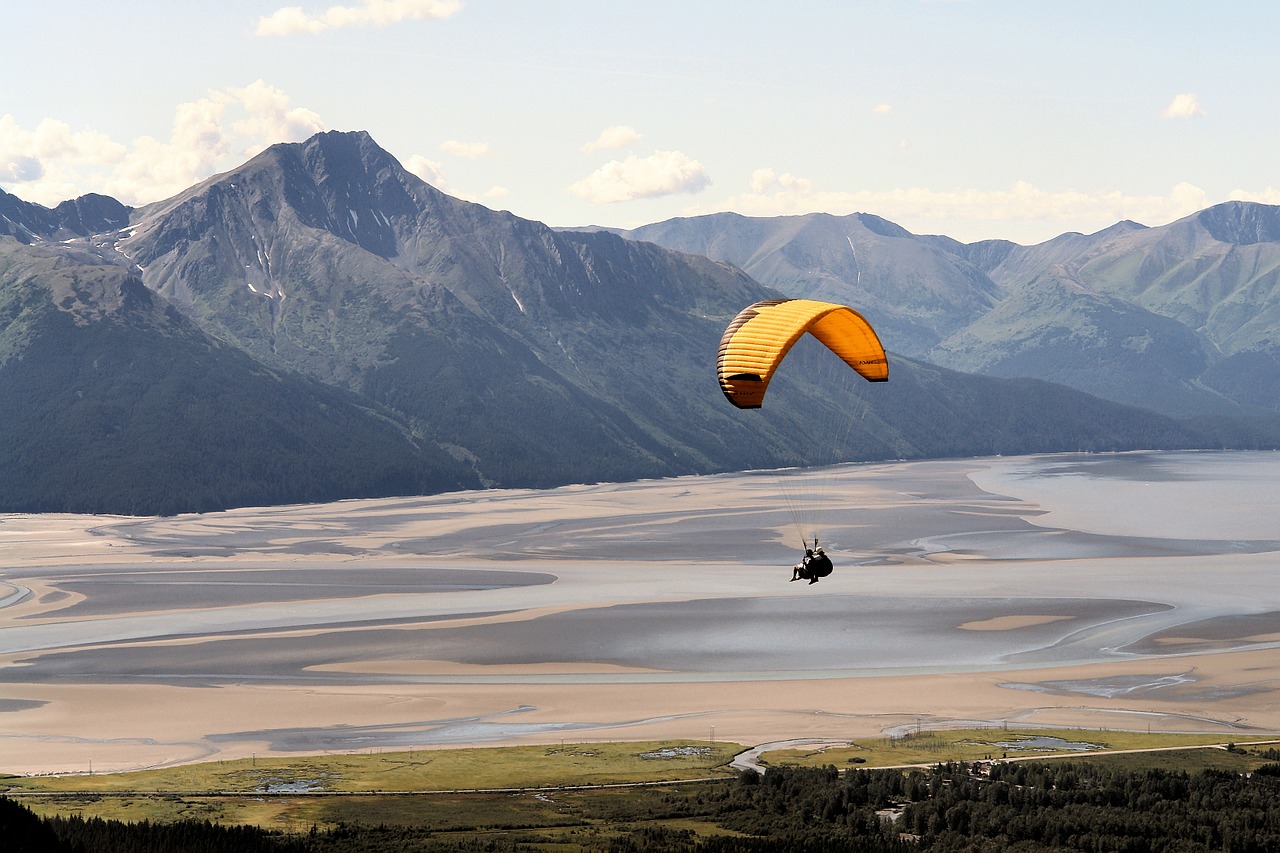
[404,154,447,187]
[439,139,490,159]
[1162,93,1205,119]
[581,125,642,155]
[0,81,324,207]
[403,157,506,206]
[256,0,461,36]
[568,150,710,204]
[873,104,892,115]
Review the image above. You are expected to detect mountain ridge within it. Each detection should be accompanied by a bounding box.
[0,237,478,514]
[0,187,130,243]
[603,201,1280,419]
[2,130,1276,514]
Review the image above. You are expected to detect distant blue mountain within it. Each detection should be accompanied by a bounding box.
[607,203,1280,420]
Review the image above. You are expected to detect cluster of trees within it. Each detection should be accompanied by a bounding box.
[0,799,302,853]
[8,759,1280,851]
[897,760,1280,851]
[700,760,1280,851]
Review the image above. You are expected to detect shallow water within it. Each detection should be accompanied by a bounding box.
[993,736,1102,752]
[971,451,1280,542]
[4,451,1280,685]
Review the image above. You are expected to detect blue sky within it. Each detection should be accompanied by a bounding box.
[3,1,1277,244]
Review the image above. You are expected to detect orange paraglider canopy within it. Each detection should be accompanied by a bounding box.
[717,298,887,409]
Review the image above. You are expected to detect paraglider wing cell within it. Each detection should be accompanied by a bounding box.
[716,298,887,408]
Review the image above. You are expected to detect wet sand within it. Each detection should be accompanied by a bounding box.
[3,452,1280,775]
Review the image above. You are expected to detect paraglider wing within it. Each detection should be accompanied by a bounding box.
[716,298,887,409]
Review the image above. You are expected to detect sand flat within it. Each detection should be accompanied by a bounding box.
[4,452,1280,775]
[959,615,1075,631]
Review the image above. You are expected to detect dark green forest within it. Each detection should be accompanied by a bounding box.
[9,758,1280,852]
[0,299,478,515]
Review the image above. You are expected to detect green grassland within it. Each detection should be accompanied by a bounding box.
[5,731,1279,835]
[7,782,749,848]
[2,740,740,796]
[760,728,1280,769]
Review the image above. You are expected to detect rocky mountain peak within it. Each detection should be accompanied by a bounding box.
[853,212,915,239]
[307,131,438,242]
[51,193,131,236]
[0,188,131,243]
[283,129,436,256]
[127,129,448,268]
[1196,201,1280,246]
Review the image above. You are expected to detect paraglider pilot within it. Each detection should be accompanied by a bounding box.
[790,548,814,582]
[790,539,833,584]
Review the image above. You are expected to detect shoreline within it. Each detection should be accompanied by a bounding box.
[4,452,1280,776]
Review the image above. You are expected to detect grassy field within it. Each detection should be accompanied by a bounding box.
[760,728,1280,770]
[5,730,1279,833]
[2,740,740,795]
[6,785,748,848]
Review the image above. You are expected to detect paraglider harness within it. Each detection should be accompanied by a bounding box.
[790,538,833,584]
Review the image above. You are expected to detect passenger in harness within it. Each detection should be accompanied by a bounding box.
[790,540,834,584]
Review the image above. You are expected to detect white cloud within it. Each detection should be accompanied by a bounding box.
[404,158,504,210]
[1,154,42,184]
[0,117,127,166]
[0,116,128,192]
[0,82,327,207]
[568,150,710,204]
[256,0,461,36]
[107,82,327,203]
[1162,93,1205,119]
[748,168,810,195]
[1226,186,1280,205]
[697,169,1215,243]
[581,125,642,155]
[227,81,325,157]
[108,97,232,202]
[439,139,490,159]
[873,104,892,115]
[0,86,506,213]
[405,154,447,187]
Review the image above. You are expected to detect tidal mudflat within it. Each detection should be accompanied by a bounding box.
[3,451,1280,774]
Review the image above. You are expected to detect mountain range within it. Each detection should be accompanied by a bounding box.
[2,130,1276,515]
[609,203,1280,419]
